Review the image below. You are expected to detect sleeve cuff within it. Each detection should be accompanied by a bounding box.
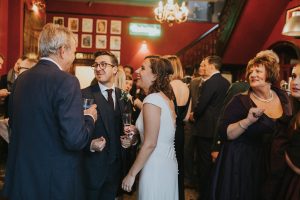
[84,114,96,123]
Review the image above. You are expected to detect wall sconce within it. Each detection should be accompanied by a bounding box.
[32,0,46,12]
[282,7,300,37]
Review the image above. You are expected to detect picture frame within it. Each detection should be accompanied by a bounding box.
[96,19,107,34]
[82,18,93,33]
[111,51,120,63]
[53,17,64,26]
[96,35,107,49]
[81,34,92,48]
[68,18,79,32]
[110,20,122,34]
[110,36,121,50]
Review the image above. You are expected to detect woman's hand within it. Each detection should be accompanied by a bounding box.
[246,107,265,124]
[122,174,135,192]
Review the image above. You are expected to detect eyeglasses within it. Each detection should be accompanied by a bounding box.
[91,62,115,70]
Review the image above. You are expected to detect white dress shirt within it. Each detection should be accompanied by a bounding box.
[98,82,116,109]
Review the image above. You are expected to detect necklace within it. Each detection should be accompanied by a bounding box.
[252,90,274,103]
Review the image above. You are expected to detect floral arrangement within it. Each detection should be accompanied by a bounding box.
[120,90,132,103]
[120,90,135,112]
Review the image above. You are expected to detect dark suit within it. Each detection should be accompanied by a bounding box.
[3,59,95,200]
[184,77,204,186]
[82,84,133,200]
[193,73,230,200]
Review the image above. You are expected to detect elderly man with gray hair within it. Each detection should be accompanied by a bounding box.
[3,23,104,200]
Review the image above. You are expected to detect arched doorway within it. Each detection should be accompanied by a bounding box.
[269,41,300,82]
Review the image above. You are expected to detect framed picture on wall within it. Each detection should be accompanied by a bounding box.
[53,17,64,26]
[96,19,107,34]
[81,34,92,48]
[68,18,79,32]
[74,33,78,47]
[110,36,121,50]
[96,35,107,49]
[82,18,93,33]
[110,20,122,34]
[111,51,120,63]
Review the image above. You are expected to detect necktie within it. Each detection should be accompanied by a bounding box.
[106,89,114,109]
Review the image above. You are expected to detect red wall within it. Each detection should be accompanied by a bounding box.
[0,0,24,75]
[222,0,290,65]
[46,1,215,69]
[0,0,8,74]
[262,0,300,50]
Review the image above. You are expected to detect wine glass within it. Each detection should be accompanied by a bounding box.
[83,98,94,110]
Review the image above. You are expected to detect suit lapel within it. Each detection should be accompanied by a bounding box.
[91,84,111,134]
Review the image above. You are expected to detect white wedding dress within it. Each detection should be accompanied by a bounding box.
[136,93,178,200]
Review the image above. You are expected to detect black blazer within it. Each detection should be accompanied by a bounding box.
[194,73,230,138]
[3,60,95,200]
[81,84,134,189]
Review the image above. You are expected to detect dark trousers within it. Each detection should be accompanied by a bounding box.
[86,159,121,200]
[197,137,213,200]
[184,133,199,187]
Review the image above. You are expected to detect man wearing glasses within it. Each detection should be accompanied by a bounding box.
[82,50,136,200]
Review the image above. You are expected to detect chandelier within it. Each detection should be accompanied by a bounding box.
[154,0,189,26]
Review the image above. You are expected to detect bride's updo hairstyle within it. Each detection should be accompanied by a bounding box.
[145,55,174,101]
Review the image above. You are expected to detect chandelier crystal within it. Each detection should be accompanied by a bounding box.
[154,0,189,26]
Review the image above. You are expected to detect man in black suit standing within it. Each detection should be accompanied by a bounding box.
[82,50,135,200]
[191,56,230,200]
[3,23,100,200]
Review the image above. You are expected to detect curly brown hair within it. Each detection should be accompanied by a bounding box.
[245,55,280,84]
[145,56,174,100]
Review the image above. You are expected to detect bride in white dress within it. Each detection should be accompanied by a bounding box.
[122,56,178,200]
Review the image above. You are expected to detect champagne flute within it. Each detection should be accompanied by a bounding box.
[122,113,133,138]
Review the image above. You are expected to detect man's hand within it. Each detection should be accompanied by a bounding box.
[84,104,98,122]
[90,137,106,152]
[211,151,219,162]
[189,112,195,122]
[0,89,10,98]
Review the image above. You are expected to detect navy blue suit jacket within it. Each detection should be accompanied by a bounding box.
[3,60,95,200]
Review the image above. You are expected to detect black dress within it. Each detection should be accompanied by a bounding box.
[211,89,291,200]
[276,117,300,200]
[174,95,190,200]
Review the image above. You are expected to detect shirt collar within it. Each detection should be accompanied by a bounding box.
[98,82,115,93]
[207,71,220,80]
[40,57,63,71]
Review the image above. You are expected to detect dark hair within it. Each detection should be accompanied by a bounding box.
[0,54,4,60]
[126,74,133,81]
[145,55,161,59]
[245,55,279,84]
[124,65,134,74]
[94,50,118,66]
[146,56,174,100]
[204,55,222,70]
[184,65,194,76]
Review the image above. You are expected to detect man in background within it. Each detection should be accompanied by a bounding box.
[191,56,230,200]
